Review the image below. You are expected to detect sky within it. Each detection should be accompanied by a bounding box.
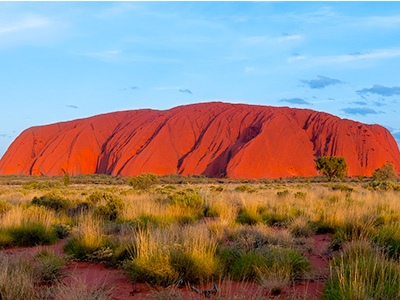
[1,1,400,157]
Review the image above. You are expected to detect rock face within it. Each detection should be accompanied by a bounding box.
[1,102,399,178]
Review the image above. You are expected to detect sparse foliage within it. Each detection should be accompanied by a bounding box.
[64,172,70,187]
[315,156,348,181]
[129,173,159,190]
[372,162,398,182]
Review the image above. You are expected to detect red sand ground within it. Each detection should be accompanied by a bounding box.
[1,102,399,178]
[0,234,332,300]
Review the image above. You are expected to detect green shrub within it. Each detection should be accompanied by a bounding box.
[125,255,179,287]
[34,250,66,283]
[86,247,114,264]
[332,184,354,192]
[374,225,400,259]
[216,246,241,274]
[264,247,311,280]
[312,217,336,234]
[277,190,290,198]
[324,241,400,300]
[22,180,62,190]
[170,248,220,284]
[315,156,348,181]
[63,173,70,187]
[63,236,114,261]
[203,205,220,217]
[52,223,72,239]
[262,212,289,226]
[176,214,199,225]
[0,223,57,248]
[215,185,224,192]
[294,191,307,199]
[129,174,159,190]
[235,185,250,192]
[236,209,262,225]
[231,252,268,281]
[235,185,256,193]
[168,192,204,209]
[164,185,176,190]
[0,231,13,248]
[31,193,71,212]
[86,191,104,205]
[94,194,124,221]
[372,163,398,182]
[369,180,400,191]
[131,214,172,230]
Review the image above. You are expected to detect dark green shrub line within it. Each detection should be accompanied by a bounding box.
[0,222,58,248]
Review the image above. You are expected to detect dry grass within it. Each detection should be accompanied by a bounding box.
[1,179,400,298]
[0,254,35,300]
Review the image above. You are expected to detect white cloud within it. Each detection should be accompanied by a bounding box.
[244,67,255,73]
[0,16,50,35]
[277,34,302,43]
[358,15,400,28]
[313,48,400,64]
[287,55,306,63]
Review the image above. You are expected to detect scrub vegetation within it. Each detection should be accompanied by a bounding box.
[0,169,399,299]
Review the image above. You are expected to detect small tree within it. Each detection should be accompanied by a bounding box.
[315,156,348,181]
[129,173,159,190]
[372,162,398,182]
[63,172,70,187]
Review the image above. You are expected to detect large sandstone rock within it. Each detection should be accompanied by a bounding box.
[0,102,399,178]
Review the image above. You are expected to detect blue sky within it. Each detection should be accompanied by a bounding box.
[1,1,400,157]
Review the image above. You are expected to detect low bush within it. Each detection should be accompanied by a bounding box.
[372,163,398,182]
[276,190,290,198]
[168,192,204,209]
[235,185,256,193]
[129,173,159,190]
[125,253,179,287]
[288,217,315,237]
[86,191,104,205]
[332,184,354,192]
[170,248,220,284]
[294,191,307,199]
[203,205,220,218]
[324,241,400,299]
[22,180,62,190]
[0,222,57,248]
[374,225,400,259]
[125,225,219,286]
[262,212,290,226]
[34,250,66,283]
[369,180,400,191]
[52,223,72,239]
[231,252,268,281]
[220,225,293,254]
[264,246,310,280]
[94,194,124,221]
[236,209,262,226]
[131,214,173,230]
[31,193,72,212]
[63,236,114,261]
